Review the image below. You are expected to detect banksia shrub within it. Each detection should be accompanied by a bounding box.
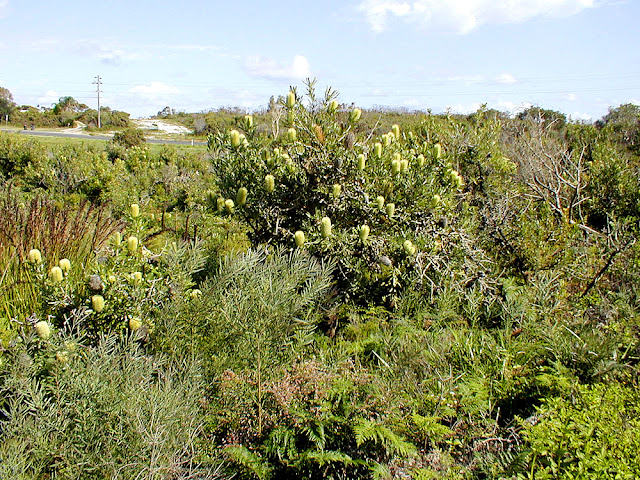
[59,258,71,273]
[359,225,370,242]
[91,295,105,313]
[130,203,140,218]
[128,316,142,330]
[374,142,383,159]
[50,266,63,283]
[386,203,395,218]
[127,236,139,253]
[357,154,366,171]
[403,240,416,255]
[321,217,332,238]
[34,320,51,340]
[286,90,296,108]
[236,187,248,206]
[28,248,42,264]
[230,129,241,148]
[294,230,306,248]
[264,174,275,193]
[433,143,442,159]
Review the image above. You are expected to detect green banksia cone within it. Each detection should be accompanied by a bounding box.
[286,90,296,108]
[393,153,401,162]
[244,114,253,129]
[59,258,71,273]
[357,154,366,171]
[129,316,142,331]
[332,184,342,198]
[403,240,416,256]
[131,271,143,284]
[376,195,385,210]
[236,187,248,206]
[91,295,105,313]
[224,199,234,213]
[130,203,140,218]
[391,124,400,138]
[230,129,241,148]
[113,232,122,246]
[382,134,391,147]
[265,174,275,193]
[349,108,362,122]
[391,160,401,175]
[327,99,339,114]
[432,194,441,207]
[34,321,51,340]
[321,217,332,238]
[359,224,370,242]
[127,236,139,253]
[374,142,383,159]
[386,203,395,218]
[417,154,425,166]
[50,266,63,283]
[287,127,297,142]
[28,248,42,264]
[294,230,305,248]
[401,159,409,173]
[434,143,442,158]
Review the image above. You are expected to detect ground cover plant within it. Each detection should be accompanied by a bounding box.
[0,86,639,479]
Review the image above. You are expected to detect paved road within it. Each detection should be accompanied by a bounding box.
[1,129,207,146]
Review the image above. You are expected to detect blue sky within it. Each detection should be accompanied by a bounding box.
[0,0,638,120]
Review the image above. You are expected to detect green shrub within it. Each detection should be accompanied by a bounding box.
[0,327,221,479]
[519,382,640,478]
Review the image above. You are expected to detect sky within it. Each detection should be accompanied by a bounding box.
[0,0,638,120]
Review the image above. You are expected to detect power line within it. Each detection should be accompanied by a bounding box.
[93,75,102,128]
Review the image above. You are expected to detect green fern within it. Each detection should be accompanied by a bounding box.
[354,418,417,458]
[225,445,273,480]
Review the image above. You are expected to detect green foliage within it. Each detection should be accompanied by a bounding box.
[112,127,147,148]
[0,328,221,479]
[519,382,640,478]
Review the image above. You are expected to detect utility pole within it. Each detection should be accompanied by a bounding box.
[93,75,102,128]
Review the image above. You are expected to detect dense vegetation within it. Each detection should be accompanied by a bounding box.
[1,81,639,479]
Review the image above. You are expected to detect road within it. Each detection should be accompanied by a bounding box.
[0,129,207,146]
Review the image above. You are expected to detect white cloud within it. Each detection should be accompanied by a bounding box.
[128,82,180,96]
[357,0,596,34]
[37,90,60,108]
[495,73,518,85]
[244,55,311,80]
[74,40,144,65]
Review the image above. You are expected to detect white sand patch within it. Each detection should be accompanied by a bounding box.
[132,119,192,134]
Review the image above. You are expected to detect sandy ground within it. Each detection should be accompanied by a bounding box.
[132,119,192,134]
